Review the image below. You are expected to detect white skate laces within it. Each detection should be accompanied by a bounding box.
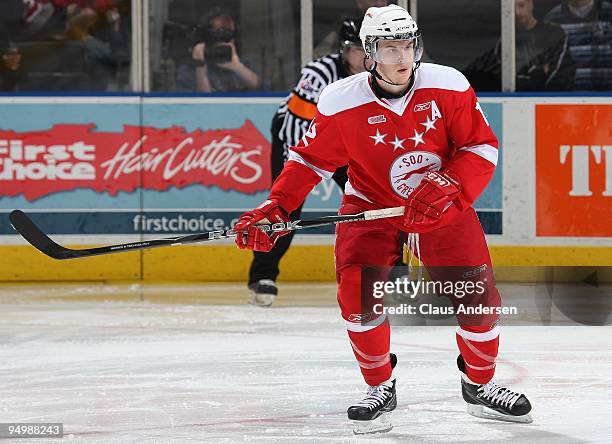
[356,384,392,410]
[477,381,522,409]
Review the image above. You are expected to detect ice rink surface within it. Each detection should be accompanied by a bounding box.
[1,282,611,443]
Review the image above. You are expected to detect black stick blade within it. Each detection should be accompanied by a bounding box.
[9,210,76,260]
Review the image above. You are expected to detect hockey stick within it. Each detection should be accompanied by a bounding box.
[9,206,404,260]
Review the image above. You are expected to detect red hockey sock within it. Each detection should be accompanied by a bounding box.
[347,318,392,386]
[456,324,499,384]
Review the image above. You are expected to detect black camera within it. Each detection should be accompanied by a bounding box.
[204,44,232,64]
[202,27,235,64]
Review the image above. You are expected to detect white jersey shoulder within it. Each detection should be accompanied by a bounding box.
[414,63,471,93]
[317,72,375,116]
[317,64,470,116]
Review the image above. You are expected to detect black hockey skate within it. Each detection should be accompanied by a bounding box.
[347,353,397,434]
[248,279,277,307]
[458,355,533,423]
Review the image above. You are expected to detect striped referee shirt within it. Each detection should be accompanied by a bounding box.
[276,53,350,157]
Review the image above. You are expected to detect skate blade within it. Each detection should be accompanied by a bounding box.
[467,403,533,424]
[248,293,275,307]
[352,412,393,435]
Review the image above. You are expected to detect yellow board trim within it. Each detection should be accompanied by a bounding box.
[0,246,140,281]
[0,245,611,282]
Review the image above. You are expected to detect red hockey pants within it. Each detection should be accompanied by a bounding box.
[335,195,501,386]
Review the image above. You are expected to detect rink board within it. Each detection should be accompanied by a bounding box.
[0,96,610,281]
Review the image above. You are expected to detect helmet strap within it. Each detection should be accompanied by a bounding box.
[367,60,420,99]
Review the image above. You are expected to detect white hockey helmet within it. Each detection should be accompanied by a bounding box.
[359,5,423,65]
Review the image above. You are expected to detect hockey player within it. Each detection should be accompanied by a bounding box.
[247,19,366,306]
[234,4,532,433]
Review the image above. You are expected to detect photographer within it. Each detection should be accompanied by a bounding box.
[177,7,260,92]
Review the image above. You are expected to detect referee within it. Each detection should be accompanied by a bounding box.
[247,18,366,306]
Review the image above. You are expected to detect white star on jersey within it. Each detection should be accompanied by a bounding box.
[390,134,406,151]
[420,116,437,132]
[408,129,425,147]
[370,129,387,145]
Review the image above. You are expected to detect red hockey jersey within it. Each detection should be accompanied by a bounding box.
[269,63,498,232]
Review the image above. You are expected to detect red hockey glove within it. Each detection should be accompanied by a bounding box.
[234,200,291,252]
[403,171,461,226]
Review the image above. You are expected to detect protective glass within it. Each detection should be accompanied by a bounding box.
[373,36,423,65]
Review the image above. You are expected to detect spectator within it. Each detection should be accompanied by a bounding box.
[177,7,260,93]
[515,0,576,90]
[313,0,389,58]
[86,1,131,90]
[63,0,130,90]
[19,1,120,41]
[545,0,612,90]
[0,1,24,91]
[463,0,576,91]
[7,0,130,91]
[0,42,24,91]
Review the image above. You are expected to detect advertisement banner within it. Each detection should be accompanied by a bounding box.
[536,104,612,237]
[0,121,270,199]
